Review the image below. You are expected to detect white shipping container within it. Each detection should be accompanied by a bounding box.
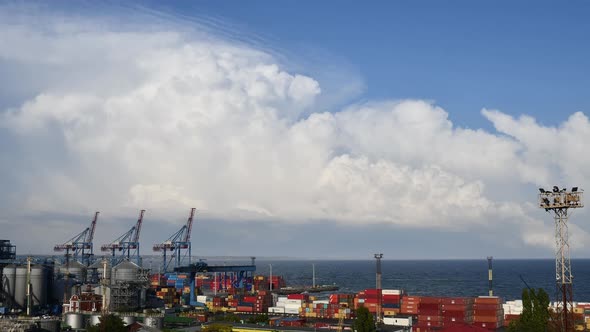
[284,308,300,314]
[268,307,285,313]
[284,303,302,310]
[197,296,208,303]
[277,296,288,302]
[275,301,286,308]
[313,300,330,305]
[285,299,303,305]
[383,317,412,327]
[381,289,402,295]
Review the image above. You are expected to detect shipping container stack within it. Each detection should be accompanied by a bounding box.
[301,294,353,319]
[473,296,504,330]
[415,297,443,331]
[150,274,167,288]
[271,295,305,315]
[576,302,590,330]
[572,304,588,331]
[235,290,272,313]
[400,295,420,315]
[253,275,267,291]
[382,290,402,316]
[441,297,474,327]
[355,289,382,314]
[300,298,323,318]
[155,287,178,308]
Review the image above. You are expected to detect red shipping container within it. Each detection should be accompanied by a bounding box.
[420,297,442,304]
[415,321,443,328]
[382,295,400,302]
[418,315,443,322]
[473,321,502,329]
[474,297,502,305]
[420,303,441,310]
[442,304,470,311]
[419,309,441,316]
[288,294,308,300]
[473,303,500,310]
[474,309,501,317]
[441,297,473,305]
[365,289,381,295]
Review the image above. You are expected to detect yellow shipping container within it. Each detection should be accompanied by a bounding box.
[574,307,584,314]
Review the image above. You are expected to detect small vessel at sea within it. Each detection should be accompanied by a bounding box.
[275,284,340,295]
[273,263,339,294]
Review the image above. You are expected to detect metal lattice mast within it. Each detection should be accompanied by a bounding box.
[374,253,383,324]
[487,256,493,296]
[539,186,583,332]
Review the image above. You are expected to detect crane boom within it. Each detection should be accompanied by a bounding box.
[154,208,195,271]
[184,208,196,242]
[133,209,145,243]
[54,211,99,266]
[86,211,99,244]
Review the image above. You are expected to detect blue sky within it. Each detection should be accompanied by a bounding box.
[142,0,590,129]
[1,1,590,259]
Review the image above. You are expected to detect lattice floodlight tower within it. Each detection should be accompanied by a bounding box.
[539,186,583,332]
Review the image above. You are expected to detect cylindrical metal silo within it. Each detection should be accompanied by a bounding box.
[65,261,87,282]
[121,315,137,325]
[112,260,139,283]
[30,264,47,306]
[144,316,164,329]
[2,264,16,299]
[14,265,27,307]
[89,260,111,283]
[89,314,102,326]
[65,313,84,329]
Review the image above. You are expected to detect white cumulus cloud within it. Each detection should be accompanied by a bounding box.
[1,5,590,255]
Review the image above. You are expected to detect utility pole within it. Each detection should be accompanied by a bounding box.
[374,253,383,324]
[487,256,493,296]
[26,256,32,316]
[539,186,583,332]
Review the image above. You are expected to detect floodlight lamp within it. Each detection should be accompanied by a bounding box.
[539,188,545,193]
[553,186,559,192]
[572,187,578,192]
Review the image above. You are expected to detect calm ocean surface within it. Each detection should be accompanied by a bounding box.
[158,258,590,302]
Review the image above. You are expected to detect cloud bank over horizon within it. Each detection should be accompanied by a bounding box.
[1,5,589,257]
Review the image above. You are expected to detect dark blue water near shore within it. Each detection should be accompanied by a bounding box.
[243,259,590,302]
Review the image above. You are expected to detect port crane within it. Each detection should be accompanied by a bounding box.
[53,211,99,266]
[153,208,195,272]
[100,209,145,266]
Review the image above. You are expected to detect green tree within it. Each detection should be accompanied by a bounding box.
[87,314,127,332]
[353,306,376,332]
[247,314,269,324]
[508,288,551,332]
